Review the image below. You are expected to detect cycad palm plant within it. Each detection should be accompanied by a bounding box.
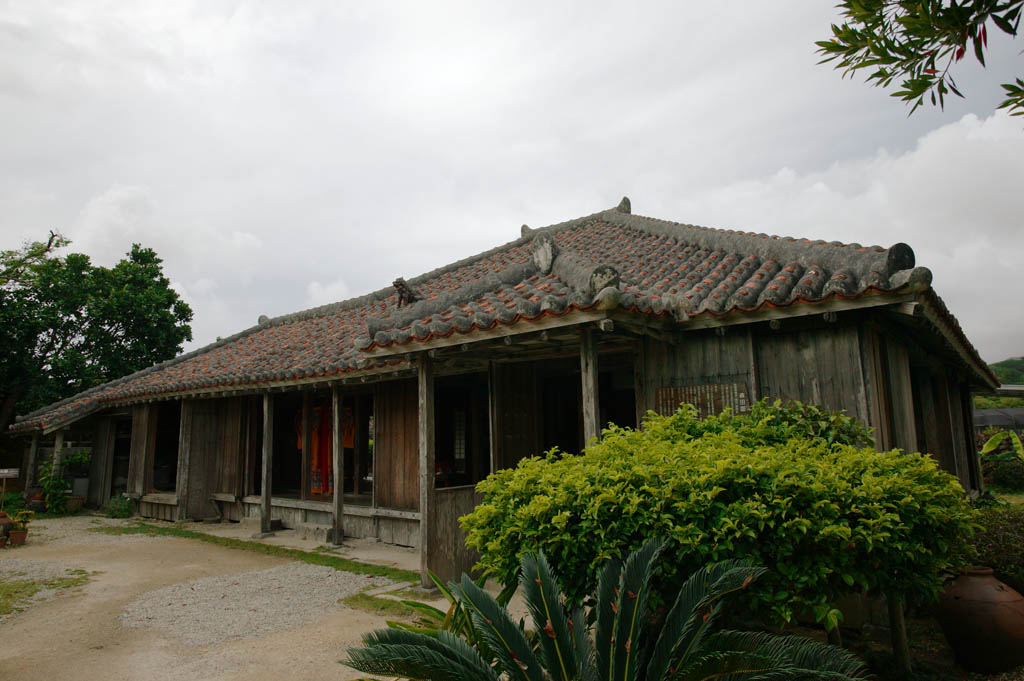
[344,539,868,681]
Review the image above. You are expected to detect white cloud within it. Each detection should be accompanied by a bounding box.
[669,111,1024,363]
[305,277,351,308]
[1,3,1020,365]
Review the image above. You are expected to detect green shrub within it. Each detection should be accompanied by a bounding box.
[36,461,68,515]
[980,429,1024,491]
[461,401,977,628]
[974,505,1024,593]
[104,494,133,519]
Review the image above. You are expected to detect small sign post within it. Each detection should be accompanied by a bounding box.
[0,468,18,511]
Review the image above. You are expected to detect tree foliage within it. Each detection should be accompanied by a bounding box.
[0,234,193,434]
[818,1,1024,116]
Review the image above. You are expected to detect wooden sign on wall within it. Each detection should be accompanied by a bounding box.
[655,382,750,418]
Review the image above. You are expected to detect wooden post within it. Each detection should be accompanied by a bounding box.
[888,592,912,678]
[260,392,274,534]
[418,354,436,586]
[300,393,311,500]
[747,328,760,403]
[487,361,499,473]
[633,339,647,429]
[23,433,39,493]
[331,386,344,545]
[175,400,193,521]
[353,397,362,496]
[580,328,600,444]
[51,430,65,475]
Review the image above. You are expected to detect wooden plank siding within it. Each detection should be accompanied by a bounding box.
[374,378,419,511]
[427,486,483,584]
[755,324,870,425]
[87,416,115,508]
[126,404,157,498]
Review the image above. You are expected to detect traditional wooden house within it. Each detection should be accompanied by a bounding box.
[11,198,996,584]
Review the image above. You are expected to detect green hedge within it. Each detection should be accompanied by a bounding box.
[974,505,1024,593]
[461,402,977,627]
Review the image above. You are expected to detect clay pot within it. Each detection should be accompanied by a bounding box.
[7,529,27,547]
[0,511,13,538]
[938,566,1024,673]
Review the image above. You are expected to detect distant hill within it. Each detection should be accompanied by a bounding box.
[992,357,1024,385]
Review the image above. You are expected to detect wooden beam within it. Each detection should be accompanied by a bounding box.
[301,393,311,500]
[175,400,193,521]
[331,386,344,545]
[418,354,436,586]
[682,293,914,331]
[260,392,274,534]
[580,328,600,444]
[746,329,760,403]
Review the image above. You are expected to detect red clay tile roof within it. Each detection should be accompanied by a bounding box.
[10,199,992,433]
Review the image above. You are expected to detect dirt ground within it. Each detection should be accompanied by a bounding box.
[0,521,405,681]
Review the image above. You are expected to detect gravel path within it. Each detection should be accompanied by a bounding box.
[0,558,89,624]
[26,515,155,546]
[122,563,391,646]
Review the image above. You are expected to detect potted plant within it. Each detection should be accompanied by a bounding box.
[8,510,34,546]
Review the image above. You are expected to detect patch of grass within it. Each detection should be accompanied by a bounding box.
[341,592,419,618]
[997,491,1024,507]
[386,586,435,600]
[0,571,91,617]
[91,524,419,583]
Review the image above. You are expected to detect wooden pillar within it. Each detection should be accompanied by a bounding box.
[260,392,274,534]
[331,386,344,545]
[175,401,193,521]
[300,393,311,500]
[747,328,760,403]
[580,328,600,444]
[51,429,65,474]
[23,433,39,492]
[418,354,436,586]
[487,361,499,474]
[633,339,647,429]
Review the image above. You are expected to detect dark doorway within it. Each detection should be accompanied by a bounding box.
[342,392,374,505]
[271,392,303,497]
[110,417,132,497]
[151,401,181,493]
[434,373,490,488]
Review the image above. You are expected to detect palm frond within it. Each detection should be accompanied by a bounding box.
[612,538,664,681]
[521,551,578,681]
[454,574,546,681]
[345,640,497,681]
[707,631,868,680]
[647,561,766,680]
[668,650,781,681]
[573,604,599,681]
[595,555,624,679]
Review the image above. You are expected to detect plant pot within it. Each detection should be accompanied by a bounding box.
[7,529,27,546]
[937,566,1024,673]
[66,495,84,513]
[0,511,13,539]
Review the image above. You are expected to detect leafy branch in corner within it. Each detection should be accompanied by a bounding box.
[817,1,1024,116]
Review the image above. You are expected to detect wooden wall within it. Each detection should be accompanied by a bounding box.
[87,416,115,508]
[125,404,157,497]
[641,332,754,417]
[427,486,482,584]
[374,379,419,511]
[755,324,870,425]
[181,397,246,520]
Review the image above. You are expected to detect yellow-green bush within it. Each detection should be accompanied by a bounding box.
[461,402,977,627]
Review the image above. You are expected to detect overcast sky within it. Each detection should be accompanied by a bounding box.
[1,2,1021,364]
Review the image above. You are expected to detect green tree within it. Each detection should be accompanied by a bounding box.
[818,1,1023,116]
[0,235,193,435]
